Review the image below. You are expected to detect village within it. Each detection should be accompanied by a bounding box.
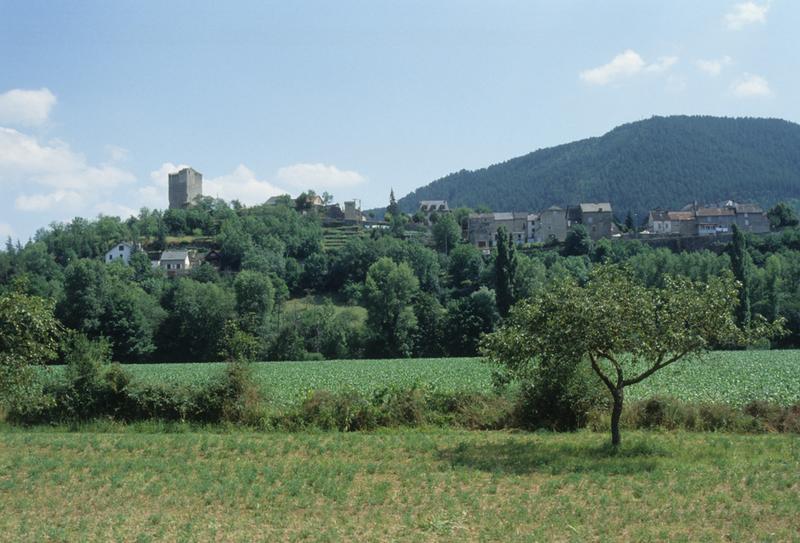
[105,166,771,273]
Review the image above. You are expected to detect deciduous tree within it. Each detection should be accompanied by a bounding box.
[481,265,782,446]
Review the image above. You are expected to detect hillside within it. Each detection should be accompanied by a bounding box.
[397,116,800,217]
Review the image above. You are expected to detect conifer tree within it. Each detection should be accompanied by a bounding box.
[730,224,751,327]
[495,226,517,317]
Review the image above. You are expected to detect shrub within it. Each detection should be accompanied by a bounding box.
[513,361,607,431]
[291,389,377,431]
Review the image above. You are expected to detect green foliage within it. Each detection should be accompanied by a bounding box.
[157,278,236,361]
[0,287,62,412]
[767,201,799,229]
[730,225,752,327]
[481,264,784,445]
[363,257,420,357]
[447,243,484,291]
[398,115,800,215]
[431,213,461,254]
[563,224,592,256]
[444,287,499,356]
[494,226,517,316]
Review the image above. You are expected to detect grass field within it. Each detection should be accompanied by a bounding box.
[76,350,800,409]
[1,428,798,541]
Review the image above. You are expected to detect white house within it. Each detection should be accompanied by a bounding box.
[159,250,191,275]
[104,242,135,265]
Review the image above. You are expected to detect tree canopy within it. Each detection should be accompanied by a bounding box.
[481,265,783,446]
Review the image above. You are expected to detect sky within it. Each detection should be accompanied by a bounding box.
[0,0,796,242]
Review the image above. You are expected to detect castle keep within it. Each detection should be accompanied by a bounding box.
[168,167,203,209]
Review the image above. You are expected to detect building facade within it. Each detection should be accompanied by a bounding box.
[168,167,203,209]
[159,250,191,276]
[577,203,614,241]
[104,242,135,265]
[467,212,528,251]
[646,202,769,237]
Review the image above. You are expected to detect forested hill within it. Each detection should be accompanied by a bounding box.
[397,116,800,216]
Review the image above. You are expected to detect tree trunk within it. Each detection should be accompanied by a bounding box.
[610,388,624,447]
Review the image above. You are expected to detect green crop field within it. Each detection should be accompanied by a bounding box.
[1,429,798,541]
[45,350,800,408]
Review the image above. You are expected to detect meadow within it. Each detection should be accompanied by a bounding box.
[56,350,800,409]
[0,428,798,542]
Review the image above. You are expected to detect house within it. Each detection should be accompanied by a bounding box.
[533,206,569,243]
[647,201,769,237]
[265,195,292,206]
[418,200,450,222]
[467,212,528,251]
[577,203,614,241]
[732,203,770,233]
[204,250,221,268]
[159,250,191,276]
[104,242,135,265]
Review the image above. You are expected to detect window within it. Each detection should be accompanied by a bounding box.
[176,264,181,269]
[119,245,124,251]
[108,255,113,260]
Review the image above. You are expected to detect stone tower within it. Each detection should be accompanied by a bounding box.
[168,167,203,209]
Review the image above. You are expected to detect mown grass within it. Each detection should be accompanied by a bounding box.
[0,428,798,541]
[51,350,800,409]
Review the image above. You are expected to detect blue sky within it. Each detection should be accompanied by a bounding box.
[0,0,795,241]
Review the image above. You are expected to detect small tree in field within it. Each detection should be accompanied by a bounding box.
[481,265,782,446]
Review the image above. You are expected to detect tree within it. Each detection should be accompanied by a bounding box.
[444,287,500,355]
[563,224,592,256]
[0,285,62,412]
[730,224,751,327]
[363,257,420,357]
[233,270,275,331]
[387,189,399,219]
[481,265,782,447]
[432,213,461,254]
[157,278,236,361]
[767,202,799,230]
[494,226,517,317]
[625,210,635,232]
[448,243,484,290]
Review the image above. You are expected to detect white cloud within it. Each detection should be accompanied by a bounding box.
[104,144,129,162]
[724,2,769,30]
[275,162,366,189]
[94,201,138,218]
[149,161,190,186]
[140,162,288,208]
[580,50,678,85]
[580,50,646,85]
[205,164,287,205]
[0,88,57,127]
[15,190,85,212]
[0,223,13,239]
[731,73,772,97]
[695,56,733,76]
[644,56,679,73]
[0,127,135,190]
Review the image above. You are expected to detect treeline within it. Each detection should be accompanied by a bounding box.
[2,195,800,363]
[398,116,800,218]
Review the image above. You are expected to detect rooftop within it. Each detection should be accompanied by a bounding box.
[160,250,189,260]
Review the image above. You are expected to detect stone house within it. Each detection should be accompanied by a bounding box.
[532,206,569,243]
[418,200,450,222]
[467,212,528,251]
[576,203,614,241]
[647,201,770,237]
